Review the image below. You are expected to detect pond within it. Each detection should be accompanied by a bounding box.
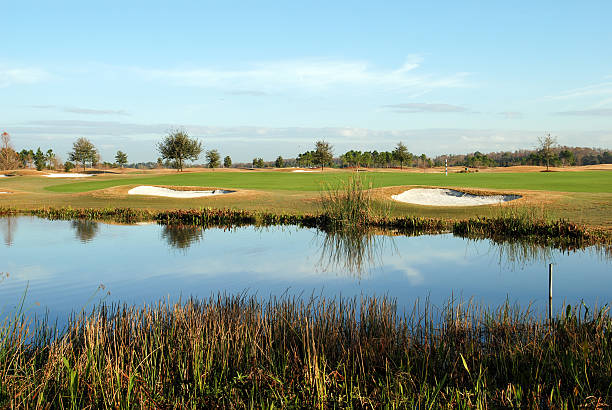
[0,216,610,324]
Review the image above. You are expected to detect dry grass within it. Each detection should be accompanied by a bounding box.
[1,294,611,407]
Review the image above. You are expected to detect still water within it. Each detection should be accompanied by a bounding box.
[0,216,610,322]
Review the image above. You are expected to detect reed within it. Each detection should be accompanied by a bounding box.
[320,174,379,227]
[1,294,610,407]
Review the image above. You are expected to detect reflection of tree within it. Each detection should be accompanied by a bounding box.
[315,227,395,278]
[489,240,555,271]
[0,216,17,246]
[71,219,99,243]
[161,224,204,249]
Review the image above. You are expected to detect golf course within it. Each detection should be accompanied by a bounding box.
[1,166,611,228]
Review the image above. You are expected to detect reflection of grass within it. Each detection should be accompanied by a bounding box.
[315,228,394,277]
[1,294,611,407]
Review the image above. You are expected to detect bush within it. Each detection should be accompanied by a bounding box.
[64,161,75,172]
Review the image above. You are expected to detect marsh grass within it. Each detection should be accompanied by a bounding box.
[1,203,610,250]
[1,294,611,407]
[320,174,386,227]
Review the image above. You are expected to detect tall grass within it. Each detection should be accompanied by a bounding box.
[1,294,610,407]
[320,174,381,227]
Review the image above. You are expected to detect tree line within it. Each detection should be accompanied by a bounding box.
[1,129,610,172]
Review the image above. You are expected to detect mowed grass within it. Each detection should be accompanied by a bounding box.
[1,169,611,228]
[43,170,612,193]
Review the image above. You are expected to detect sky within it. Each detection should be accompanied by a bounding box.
[2,1,611,163]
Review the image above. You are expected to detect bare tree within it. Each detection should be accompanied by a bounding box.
[0,132,20,171]
[538,133,558,171]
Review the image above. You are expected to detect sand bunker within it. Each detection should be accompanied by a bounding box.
[128,186,233,198]
[0,192,9,194]
[392,188,520,207]
[292,170,318,173]
[44,173,93,178]
[0,175,8,178]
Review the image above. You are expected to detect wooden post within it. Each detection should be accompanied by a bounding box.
[548,263,553,322]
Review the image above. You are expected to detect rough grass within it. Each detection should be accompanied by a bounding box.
[1,294,610,408]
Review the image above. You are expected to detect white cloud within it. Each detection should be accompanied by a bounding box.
[134,57,470,92]
[498,111,523,119]
[0,67,49,87]
[383,103,470,113]
[555,108,612,116]
[31,105,129,116]
[547,81,612,100]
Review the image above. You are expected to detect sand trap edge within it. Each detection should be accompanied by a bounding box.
[128,185,235,198]
[392,188,521,207]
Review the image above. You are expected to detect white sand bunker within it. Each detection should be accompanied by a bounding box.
[0,175,8,177]
[292,170,318,173]
[0,191,10,194]
[43,173,93,178]
[392,188,520,207]
[128,185,233,198]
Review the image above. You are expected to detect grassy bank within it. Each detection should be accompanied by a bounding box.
[1,294,610,407]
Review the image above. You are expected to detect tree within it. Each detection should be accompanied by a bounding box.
[252,157,264,168]
[157,130,202,172]
[0,132,20,171]
[538,133,558,171]
[45,149,55,169]
[313,140,333,171]
[69,137,97,170]
[223,155,232,168]
[559,149,574,166]
[392,142,411,169]
[19,149,34,168]
[33,148,46,171]
[115,150,128,168]
[275,156,284,168]
[206,149,220,169]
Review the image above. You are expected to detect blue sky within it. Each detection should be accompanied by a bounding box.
[2,1,611,162]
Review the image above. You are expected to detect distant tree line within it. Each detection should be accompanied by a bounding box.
[2,129,610,173]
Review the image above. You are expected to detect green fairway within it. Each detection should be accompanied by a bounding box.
[44,170,612,193]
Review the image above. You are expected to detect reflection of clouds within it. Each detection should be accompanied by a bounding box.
[402,266,424,285]
[11,264,54,282]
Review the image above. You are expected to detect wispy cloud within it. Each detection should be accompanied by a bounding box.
[547,81,612,100]
[31,105,129,116]
[227,89,269,96]
[498,111,523,119]
[555,108,612,116]
[0,67,49,87]
[134,57,470,92]
[382,103,470,113]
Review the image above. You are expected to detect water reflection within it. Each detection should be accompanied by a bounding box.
[486,240,555,271]
[71,219,100,243]
[315,228,397,277]
[161,224,204,249]
[0,216,17,246]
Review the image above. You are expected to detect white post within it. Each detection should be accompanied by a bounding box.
[548,263,553,322]
[445,158,448,176]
